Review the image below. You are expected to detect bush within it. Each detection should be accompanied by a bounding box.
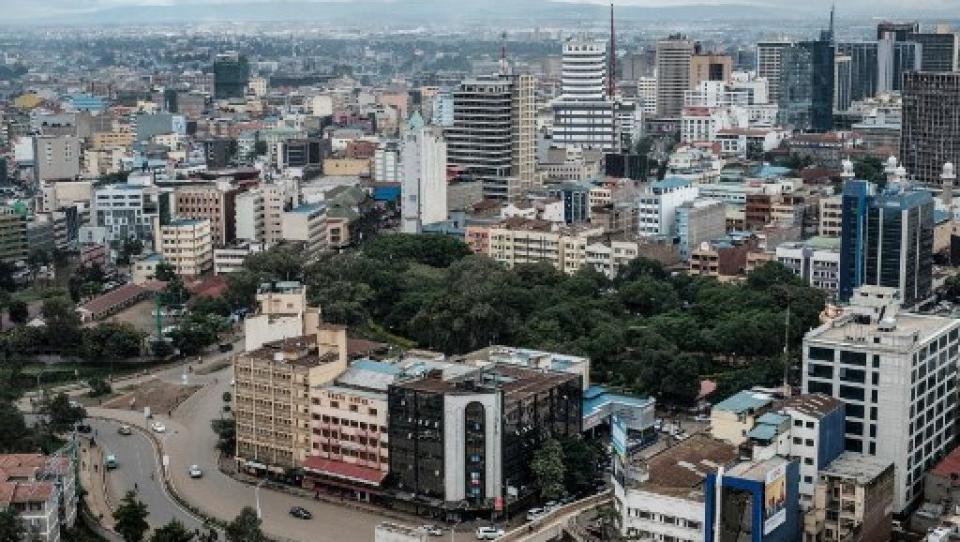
[87,378,112,398]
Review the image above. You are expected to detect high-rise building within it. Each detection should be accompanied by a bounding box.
[803,286,960,512]
[779,39,834,131]
[32,135,80,182]
[757,41,791,104]
[552,37,618,151]
[0,208,27,264]
[834,53,852,112]
[907,31,959,72]
[158,219,213,277]
[172,183,239,247]
[446,74,535,200]
[401,112,447,234]
[836,42,878,102]
[213,52,250,100]
[877,21,919,41]
[689,53,733,89]
[838,176,934,305]
[655,36,696,118]
[901,72,960,186]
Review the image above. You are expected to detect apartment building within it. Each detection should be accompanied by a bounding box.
[688,233,759,279]
[234,326,349,472]
[91,183,161,244]
[0,453,77,542]
[235,184,288,246]
[0,209,28,264]
[803,452,894,542]
[585,240,642,278]
[486,218,604,273]
[213,242,264,275]
[32,135,80,182]
[173,183,239,247]
[776,239,841,295]
[675,199,726,260]
[281,203,327,259]
[90,131,134,150]
[157,219,213,278]
[638,178,699,237]
[819,195,842,237]
[803,286,960,512]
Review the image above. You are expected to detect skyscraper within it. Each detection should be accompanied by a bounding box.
[838,175,934,306]
[552,37,618,151]
[757,40,791,104]
[836,42,878,101]
[213,52,250,100]
[876,21,919,41]
[401,112,448,234]
[907,30,959,72]
[446,73,535,200]
[655,36,696,118]
[779,38,834,131]
[834,53,852,112]
[901,72,960,186]
[689,53,733,89]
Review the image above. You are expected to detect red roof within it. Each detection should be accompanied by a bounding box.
[302,457,387,486]
[187,276,228,299]
[81,283,147,315]
[930,446,960,480]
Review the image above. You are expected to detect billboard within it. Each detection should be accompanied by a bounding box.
[762,463,787,534]
[611,415,627,457]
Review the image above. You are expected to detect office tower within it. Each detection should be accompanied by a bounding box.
[836,42,877,101]
[901,72,960,185]
[834,53,852,111]
[889,41,921,92]
[908,30,959,72]
[446,74,535,199]
[32,135,80,183]
[213,52,250,100]
[552,37,618,151]
[401,112,447,234]
[655,35,696,118]
[838,178,934,305]
[779,39,834,131]
[689,53,733,89]
[877,21,919,41]
[757,40,791,104]
[803,286,960,512]
[172,183,239,247]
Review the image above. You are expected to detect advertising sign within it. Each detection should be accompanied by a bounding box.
[763,462,787,534]
[611,415,627,457]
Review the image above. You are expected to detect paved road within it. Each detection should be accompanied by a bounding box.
[91,418,204,532]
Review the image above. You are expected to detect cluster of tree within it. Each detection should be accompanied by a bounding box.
[211,416,235,457]
[217,236,825,406]
[0,297,145,362]
[113,492,262,542]
[116,239,145,266]
[0,392,85,455]
[530,437,602,502]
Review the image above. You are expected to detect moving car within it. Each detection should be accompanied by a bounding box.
[104,455,118,469]
[188,465,203,478]
[475,527,504,540]
[150,422,166,433]
[289,506,312,520]
[118,425,132,436]
[420,525,443,536]
[526,508,547,522]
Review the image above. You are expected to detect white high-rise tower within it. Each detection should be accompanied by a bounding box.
[401,112,448,233]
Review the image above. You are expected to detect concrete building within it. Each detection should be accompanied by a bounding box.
[486,218,605,274]
[242,281,323,353]
[91,183,161,245]
[638,178,699,237]
[281,203,327,259]
[446,74,536,199]
[704,456,801,542]
[213,242,264,275]
[776,238,841,295]
[907,31,959,72]
[614,434,738,541]
[656,36,696,118]
[401,113,447,234]
[819,195,842,237]
[387,363,582,518]
[0,453,77,542]
[689,53,733,89]
[213,52,250,100]
[803,286,960,512]
[552,36,618,151]
[901,72,960,186]
[157,219,213,278]
[173,184,238,247]
[235,184,289,246]
[804,452,894,542]
[710,390,776,446]
[33,135,80,182]
[757,41,792,105]
[234,326,349,472]
[675,199,727,260]
[374,142,401,183]
[0,209,27,263]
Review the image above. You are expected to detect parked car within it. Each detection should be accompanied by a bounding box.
[289,506,312,520]
[544,501,559,511]
[118,425,132,436]
[150,422,166,433]
[475,527,504,540]
[76,424,92,434]
[526,507,547,522]
[188,465,203,478]
[104,455,118,469]
[420,525,443,536]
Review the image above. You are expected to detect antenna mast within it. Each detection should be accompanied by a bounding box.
[608,2,616,99]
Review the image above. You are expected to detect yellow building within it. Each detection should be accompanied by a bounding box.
[487,218,604,273]
[91,131,134,150]
[321,158,371,176]
[13,93,42,110]
[234,326,349,471]
[158,219,213,277]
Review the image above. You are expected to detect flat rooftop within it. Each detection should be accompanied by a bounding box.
[243,335,338,368]
[807,312,957,351]
[726,456,790,482]
[712,390,774,415]
[820,452,892,484]
[783,393,844,419]
[629,433,737,499]
[394,363,580,401]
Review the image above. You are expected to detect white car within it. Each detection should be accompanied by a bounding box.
[475,527,504,540]
[526,507,547,522]
[150,422,166,433]
[188,465,202,478]
[420,525,443,536]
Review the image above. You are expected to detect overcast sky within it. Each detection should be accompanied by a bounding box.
[3,0,958,21]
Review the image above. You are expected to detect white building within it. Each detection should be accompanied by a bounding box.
[374,142,401,183]
[281,203,327,259]
[776,240,841,294]
[158,219,213,277]
[235,184,290,245]
[637,178,699,237]
[430,92,454,127]
[214,242,264,275]
[637,77,657,115]
[401,112,447,233]
[91,183,161,245]
[803,286,960,513]
[552,36,618,151]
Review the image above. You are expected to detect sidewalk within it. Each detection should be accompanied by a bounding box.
[78,437,116,532]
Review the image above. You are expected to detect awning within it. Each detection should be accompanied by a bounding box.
[244,461,267,470]
[302,457,387,486]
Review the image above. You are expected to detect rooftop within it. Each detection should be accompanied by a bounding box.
[726,455,790,482]
[782,393,844,419]
[821,452,892,484]
[807,311,957,352]
[712,390,774,414]
[631,434,737,498]
[583,385,655,418]
[394,363,580,402]
[929,446,960,480]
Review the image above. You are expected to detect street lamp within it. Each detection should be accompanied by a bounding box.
[35,368,48,405]
[255,480,265,519]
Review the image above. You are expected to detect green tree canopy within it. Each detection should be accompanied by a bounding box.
[113,491,149,542]
[149,519,195,542]
[0,508,23,542]
[225,507,264,542]
[531,438,566,502]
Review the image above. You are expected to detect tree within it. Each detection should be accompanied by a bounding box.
[154,262,177,282]
[40,296,81,349]
[0,508,24,542]
[113,491,149,542]
[26,248,50,281]
[0,261,17,292]
[560,436,600,496]
[211,417,235,456]
[157,278,189,308]
[943,274,960,301]
[531,438,566,502]
[225,507,265,542]
[0,402,30,453]
[853,156,886,187]
[149,519,195,542]
[41,393,86,433]
[7,300,27,325]
[222,391,232,403]
[87,378,112,397]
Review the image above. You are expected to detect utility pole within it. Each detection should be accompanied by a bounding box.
[782,302,791,394]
